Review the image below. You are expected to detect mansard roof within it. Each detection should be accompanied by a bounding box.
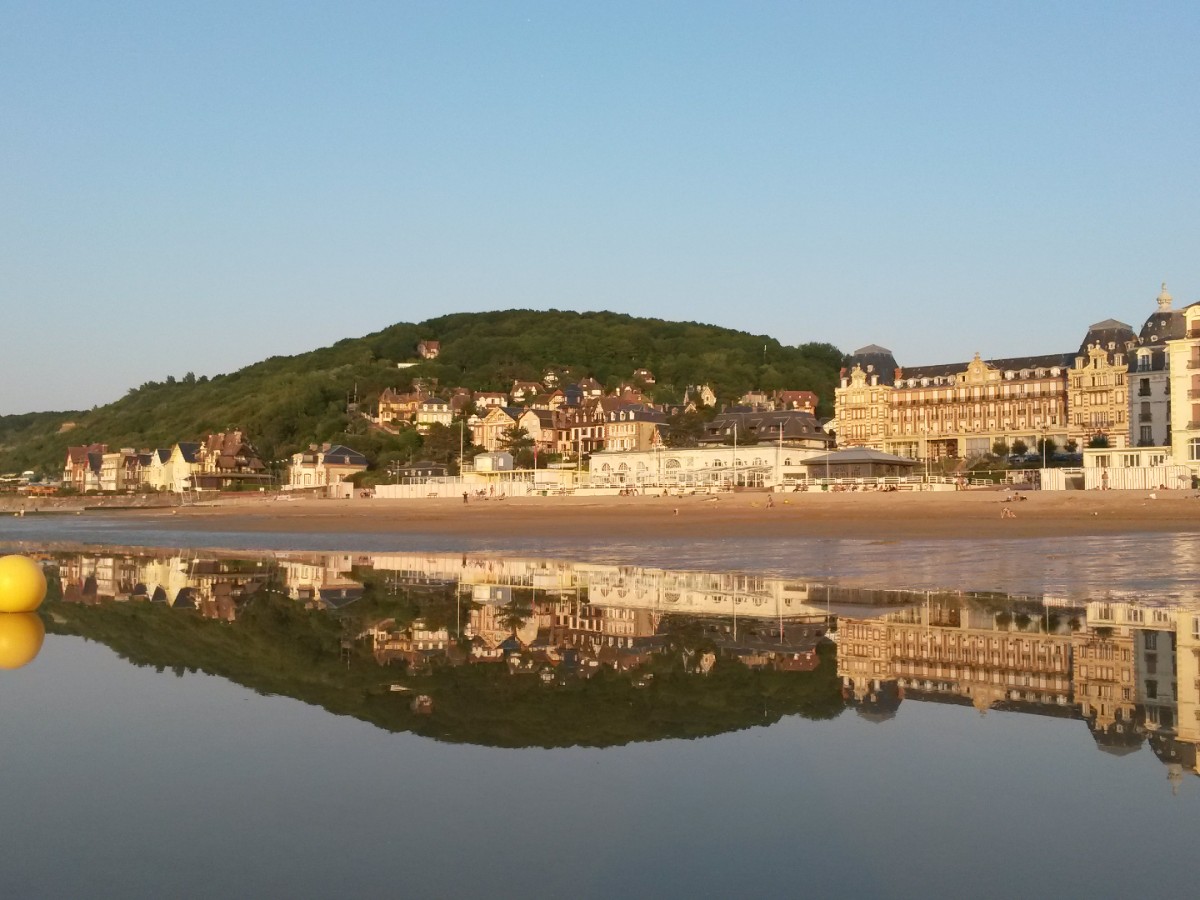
[322,445,368,466]
[844,345,899,385]
[899,353,1072,381]
[701,408,826,442]
[1078,319,1136,356]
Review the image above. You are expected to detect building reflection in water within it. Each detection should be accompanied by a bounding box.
[44,546,1200,787]
[838,592,1200,790]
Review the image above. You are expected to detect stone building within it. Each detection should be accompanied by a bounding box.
[1128,284,1185,447]
[1068,319,1136,450]
[836,346,1072,460]
[1167,300,1200,473]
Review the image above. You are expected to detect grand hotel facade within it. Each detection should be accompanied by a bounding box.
[835,284,1200,468]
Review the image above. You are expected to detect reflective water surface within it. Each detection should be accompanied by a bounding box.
[4,541,1200,897]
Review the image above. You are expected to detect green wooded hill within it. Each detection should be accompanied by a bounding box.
[0,309,842,477]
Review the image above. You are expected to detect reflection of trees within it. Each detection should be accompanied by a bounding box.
[43,587,843,749]
[498,589,534,635]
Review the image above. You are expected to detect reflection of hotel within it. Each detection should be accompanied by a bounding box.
[838,595,1200,784]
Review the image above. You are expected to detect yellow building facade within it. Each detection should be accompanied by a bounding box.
[1167,302,1200,473]
[836,319,1138,459]
[837,351,1072,460]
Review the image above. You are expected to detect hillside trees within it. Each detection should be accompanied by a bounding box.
[0,310,843,475]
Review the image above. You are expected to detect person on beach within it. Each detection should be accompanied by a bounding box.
[462,491,469,504]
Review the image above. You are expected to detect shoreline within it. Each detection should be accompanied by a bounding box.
[44,489,1200,542]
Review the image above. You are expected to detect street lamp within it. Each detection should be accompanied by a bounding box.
[920,425,929,490]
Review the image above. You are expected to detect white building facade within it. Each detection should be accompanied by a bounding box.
[588,444,825,490]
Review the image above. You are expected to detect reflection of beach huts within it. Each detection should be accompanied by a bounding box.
[473,585,512,604]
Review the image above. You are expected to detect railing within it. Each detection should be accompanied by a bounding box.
[1139,412,1153,422]
[1189,389,1200,400]
[1188,360,1200,369]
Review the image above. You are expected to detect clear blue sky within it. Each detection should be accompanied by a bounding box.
[2,1,1197,414]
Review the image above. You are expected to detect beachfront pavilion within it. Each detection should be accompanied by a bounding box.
[800,448,919,480]
[588,444,826,490]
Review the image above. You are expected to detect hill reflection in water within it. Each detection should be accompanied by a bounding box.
[29,546,1200,783]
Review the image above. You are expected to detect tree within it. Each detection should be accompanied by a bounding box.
[499,426,534,454]
[1065,439,1078,453]
[664,410,709,448]
[722,428,757,445]
[1088,433,1109,449]
[991,439,1010,457]
[423,422,475,473]
[1036,437,1057,459]
[1010,439,1028,457]
[499,426,535,469]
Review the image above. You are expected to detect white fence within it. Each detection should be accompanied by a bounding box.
[373,478,535,500]
[1037,465,1192,491]
[1083,465,1192,492]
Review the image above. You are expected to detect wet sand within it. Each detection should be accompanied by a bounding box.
[113,488,1200,542]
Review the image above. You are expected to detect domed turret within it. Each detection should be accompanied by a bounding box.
[1157,281,1173,310]
[1139,282,1185,344]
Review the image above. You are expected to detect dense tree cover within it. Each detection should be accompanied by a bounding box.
[395,310,842,409]
[663,408,716,447]
[0,410,81,478]
[43,577,844,749]
[1,309,842,476]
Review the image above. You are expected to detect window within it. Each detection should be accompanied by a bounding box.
[1190,438,1200,462]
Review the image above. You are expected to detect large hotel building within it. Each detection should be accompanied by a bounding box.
[835,284,1200,468]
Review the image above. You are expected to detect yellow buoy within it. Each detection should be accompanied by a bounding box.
[0,554,48,613]
[0,613,45,669]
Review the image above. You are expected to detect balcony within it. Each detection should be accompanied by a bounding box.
[1190,389,1200,400]
[1188,360,1200,369]
[1139,412,1153,422]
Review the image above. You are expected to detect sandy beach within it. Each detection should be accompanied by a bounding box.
[100,488,1200,542]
